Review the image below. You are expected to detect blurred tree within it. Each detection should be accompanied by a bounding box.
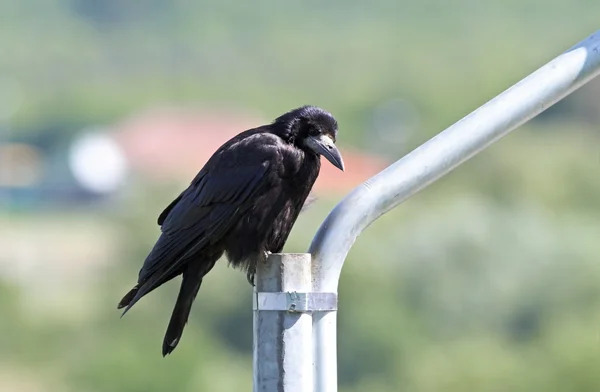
[70,0,172,27]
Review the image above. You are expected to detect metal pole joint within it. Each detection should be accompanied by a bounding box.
[253,291,338,312]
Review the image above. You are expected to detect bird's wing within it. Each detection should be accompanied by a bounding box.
[138,139,279,285]
[157,192,183,226]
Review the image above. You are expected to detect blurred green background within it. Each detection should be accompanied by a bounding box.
[2,1,600,391]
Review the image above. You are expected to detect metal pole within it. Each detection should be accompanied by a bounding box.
[309,30,600,392]
[253,253,315,392]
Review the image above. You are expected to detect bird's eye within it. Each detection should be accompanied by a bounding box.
[308,127,320,136]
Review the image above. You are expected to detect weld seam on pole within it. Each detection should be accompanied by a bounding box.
[253,292,338,312]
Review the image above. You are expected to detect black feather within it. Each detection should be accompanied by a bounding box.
[118,105,342,354]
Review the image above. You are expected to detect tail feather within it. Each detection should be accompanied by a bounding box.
[118,269,181,317]
[119,273,167,317]
[118,286,139,310]
[162,273,203,356]
[119,258,217,356]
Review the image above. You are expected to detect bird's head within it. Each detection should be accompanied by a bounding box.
[273,105,344,171]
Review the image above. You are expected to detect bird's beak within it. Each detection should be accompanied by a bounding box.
[306,134,345,171]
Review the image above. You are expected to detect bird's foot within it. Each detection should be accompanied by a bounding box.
[247,252,272,287]
[247,269,256,287]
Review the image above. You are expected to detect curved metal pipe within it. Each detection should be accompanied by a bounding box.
[309,30,600,392]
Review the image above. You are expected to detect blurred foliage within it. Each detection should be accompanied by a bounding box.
[2,0,600,391]
[3,0,600,142]
[4,127,600,391]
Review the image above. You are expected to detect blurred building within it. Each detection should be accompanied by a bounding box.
[114,106,390,195]
[0,126,128,211]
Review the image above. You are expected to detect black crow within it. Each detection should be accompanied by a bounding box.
[118,105,344,356]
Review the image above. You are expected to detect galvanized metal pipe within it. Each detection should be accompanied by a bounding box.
[309,30,600,392]
[253,253,314,392]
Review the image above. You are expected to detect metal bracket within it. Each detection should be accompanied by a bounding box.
[253,291,338,312]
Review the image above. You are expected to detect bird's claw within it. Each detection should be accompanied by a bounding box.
[247,252,272,287]
[247,270,255,287]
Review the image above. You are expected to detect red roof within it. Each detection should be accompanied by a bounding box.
[113,107,389,195]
